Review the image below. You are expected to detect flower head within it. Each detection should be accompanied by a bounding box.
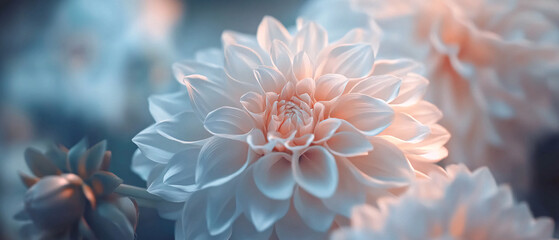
[133,16,449,239]
[332,164,555,240]
[16,140,138,240]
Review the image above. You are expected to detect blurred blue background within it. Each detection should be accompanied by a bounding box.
[0,0,305,239]
[1,0,558,239]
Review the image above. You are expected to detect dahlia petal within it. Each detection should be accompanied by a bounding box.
[224,44,263,88]
[254,66,286,93]
[204,106,254,138]
[175,218,185,240]
[148,91,192,122]
[147,165,192,202]
[372,58,424,77]
[293,188,335,232]
[296,78,316,97]
[293,51,314,80]
[290,21,328,60]
[155,111,212,144]
[276,205,328,240]
[246,129,276,155]
[162,148,200,192]
[326,131,373,157]
[385,124,450,155]
[293,146,338,198]
[285,134,315,154]
[155,201,183,220]
[350,75,402,102]
[322,157,367,217]
[279,81,295,100]
[335,28,381,57]
[173,60,226,84]
[195,48,224,67]
[134,124,194,164]
[240,92,265,115]
[230,215,274,240]
[313,118,342,144]
[206,180,241,235]
[131,149,157,181]
[330,93,394,136]
[407,147,449,163]
[346,137,414,188]
[393,100,443,125]
[409,160,446,177]
[253,152,295,200]
[257,16,291,52]
[381,112,430,143]
[317,43,375,78]
[183,74,241,120]
[182,191,232,240]
[270,40,294,80]
[237,169,290,232]
[222,31,266,65]
[195,137,252,189]
[314,74,348,101]
[389,73,429,106]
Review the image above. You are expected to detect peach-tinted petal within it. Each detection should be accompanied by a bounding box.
[326,131,373,157]
[316,43,375,78]
[314,74,349,101]
[390,73,429,106]
[290,21,328,60]
[183,74,241,120]
[346,137,414,188]
[257,16,292,52]
[350,75,402,102]
[330,93,394,136]
[254,66,287,93]
[313,118,343,144]
[381,112,430,143]
[293,51,314,80]
[224,44,262,88]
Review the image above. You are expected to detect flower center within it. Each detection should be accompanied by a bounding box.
[267,94,314,138]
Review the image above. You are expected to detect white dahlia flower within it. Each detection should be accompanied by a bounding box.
[302,0,559,196]
[132,16,449,239]
[332,164,555,240]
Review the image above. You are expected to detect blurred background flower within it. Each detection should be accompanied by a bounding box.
[16,140,138,240]
[302,0,559,229]
[332,164,555,240]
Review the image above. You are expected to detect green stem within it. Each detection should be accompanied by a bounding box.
[114,184,164,208]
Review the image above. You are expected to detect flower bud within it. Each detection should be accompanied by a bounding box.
[24,173,86,233]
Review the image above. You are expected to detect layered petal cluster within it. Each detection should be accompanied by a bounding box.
[332,164,555,240]
[133,16,449,239]
[16,140,138,240]
[303,0,559,196]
